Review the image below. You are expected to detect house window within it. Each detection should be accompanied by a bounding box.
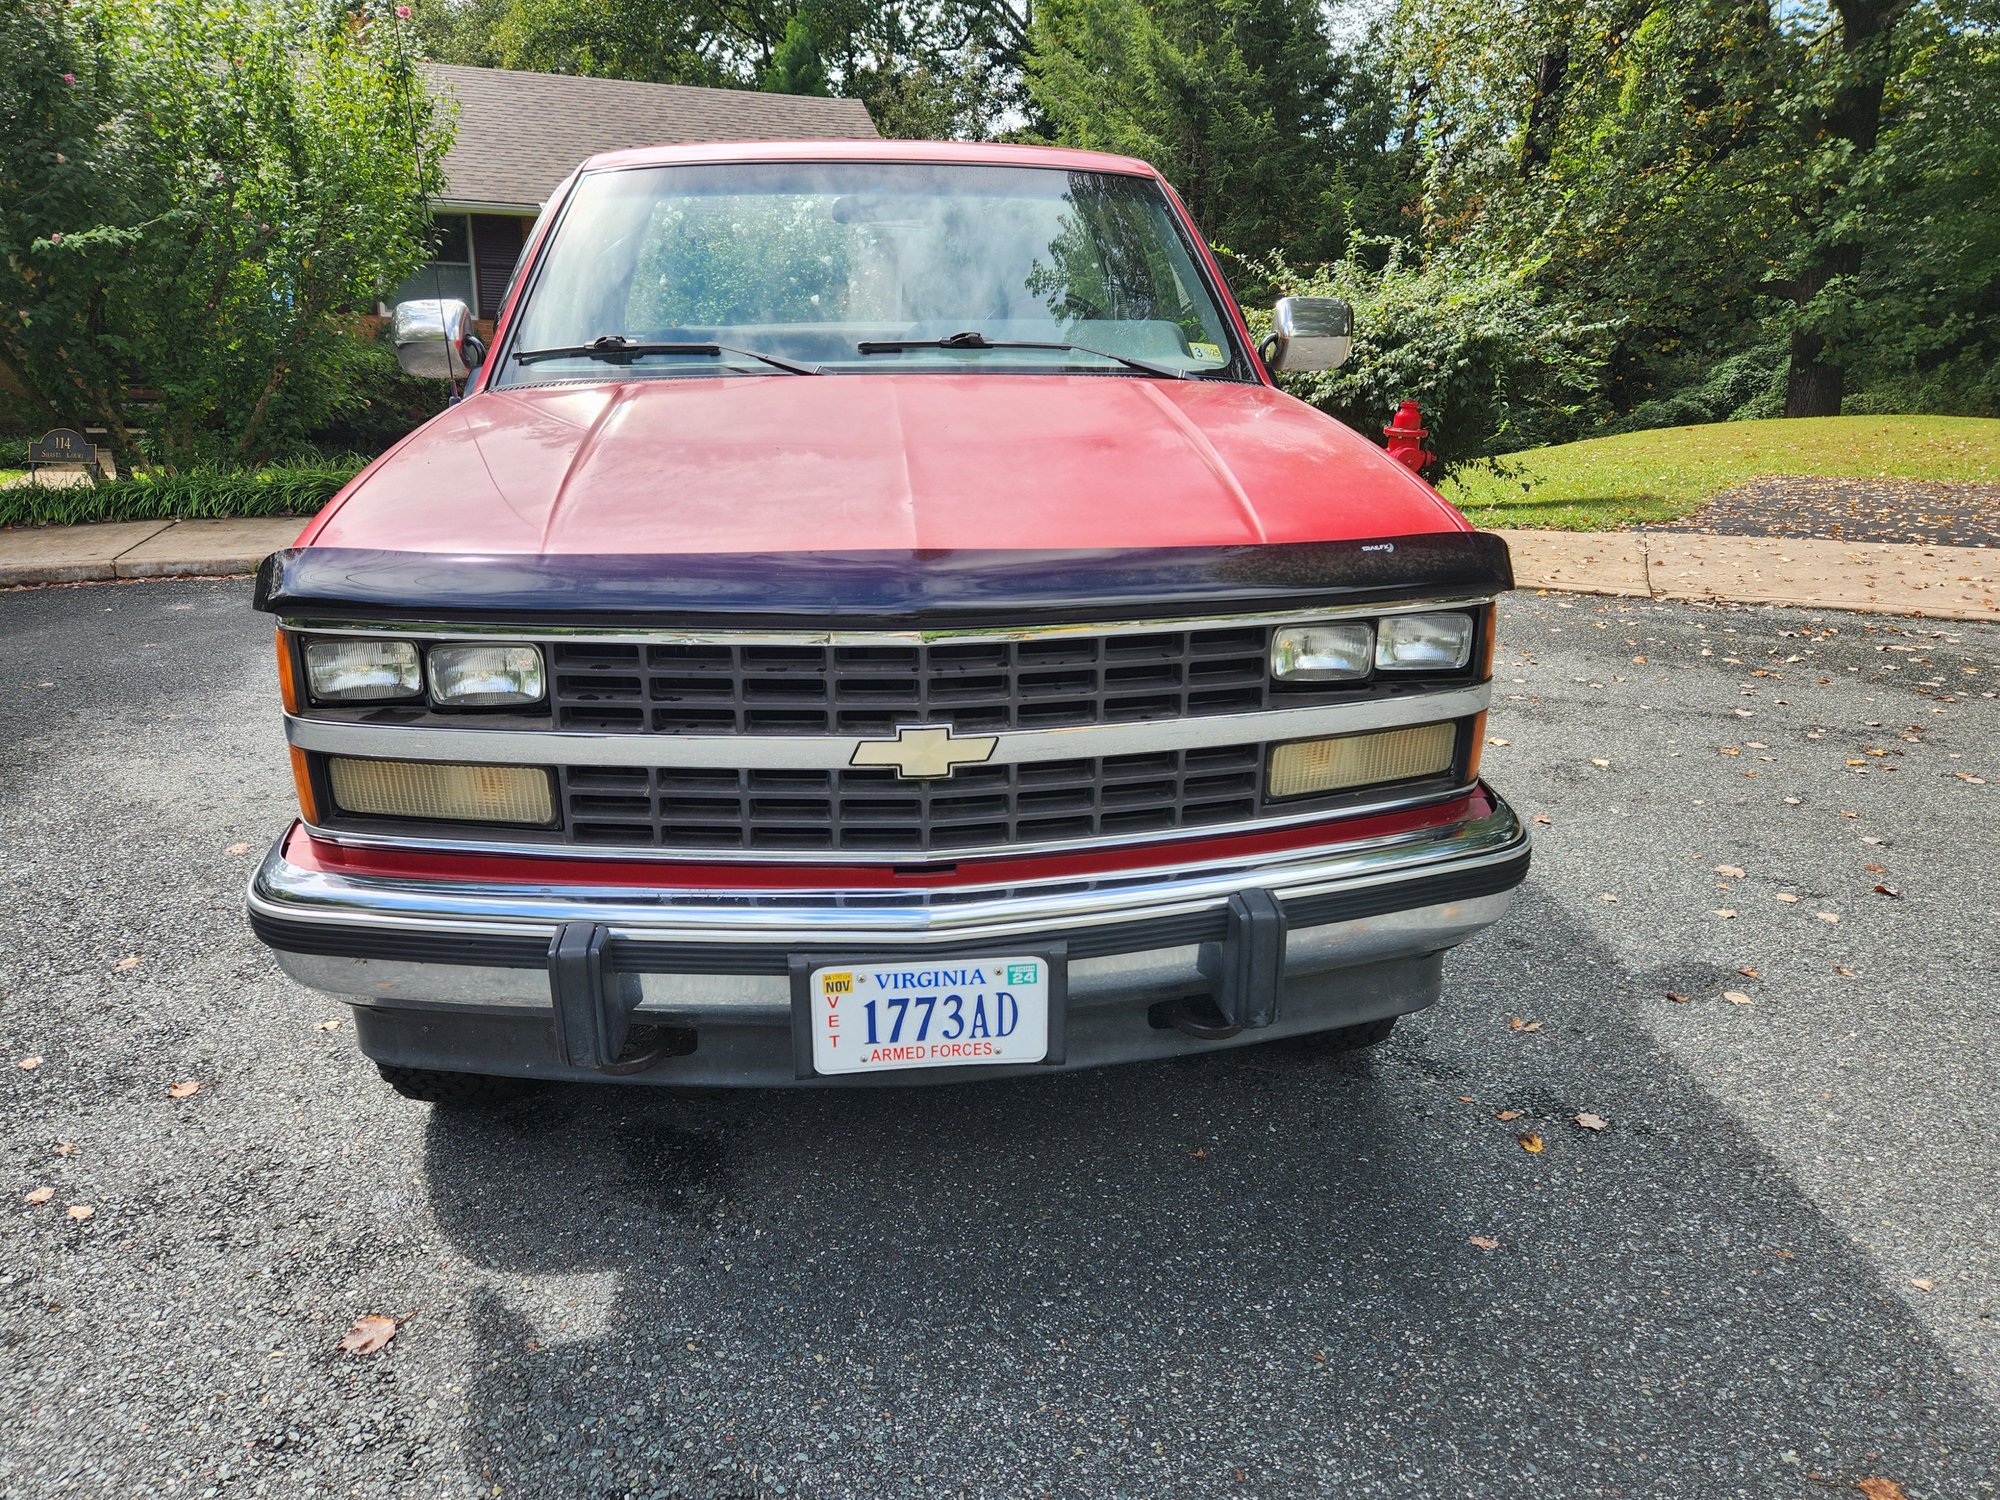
[387,214,474,311]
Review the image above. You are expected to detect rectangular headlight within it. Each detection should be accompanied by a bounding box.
[327,758,554,825]
[1268,722,1457,799]
[1272,622,1374,681]
[429,643,546,707]
[1375,612,1474,671]
[304,638,422,703]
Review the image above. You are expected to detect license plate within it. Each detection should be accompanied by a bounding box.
[807,955,1051,1075]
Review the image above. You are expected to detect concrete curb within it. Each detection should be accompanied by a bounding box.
[0,517,302,587]
[4,518,1995,621]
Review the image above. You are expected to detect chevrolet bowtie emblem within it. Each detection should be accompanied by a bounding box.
[849,724,999,780]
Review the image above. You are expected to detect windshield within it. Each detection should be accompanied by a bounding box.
[498,162,1247,382]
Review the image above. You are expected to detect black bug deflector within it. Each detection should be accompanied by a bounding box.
[254,534,1513,629]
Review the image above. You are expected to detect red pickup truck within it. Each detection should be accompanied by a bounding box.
[247,140,1527,1102]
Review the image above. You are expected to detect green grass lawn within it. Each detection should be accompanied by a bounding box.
[1444,415,2000,531]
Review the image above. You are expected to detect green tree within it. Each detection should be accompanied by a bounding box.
[1026,0,1350,265]
[0,0,450,472]
[1388,0,1993,421]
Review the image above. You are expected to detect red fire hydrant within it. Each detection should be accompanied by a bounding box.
[1383,400,1436,474]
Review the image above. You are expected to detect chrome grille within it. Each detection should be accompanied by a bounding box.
[549,626,1276,736]
[560,744,1265,852]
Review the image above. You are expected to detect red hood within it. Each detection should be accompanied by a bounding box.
[306,375,1465,553]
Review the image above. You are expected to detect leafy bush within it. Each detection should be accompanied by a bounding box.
[0,0,450,475]
[0,457,364,527]
[1606,343,1788,434]
[1232,242,1617,474]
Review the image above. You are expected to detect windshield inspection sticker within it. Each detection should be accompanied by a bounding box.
[1189,341,1225,363]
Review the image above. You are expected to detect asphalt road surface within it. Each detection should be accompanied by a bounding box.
[2,579,1995,1499]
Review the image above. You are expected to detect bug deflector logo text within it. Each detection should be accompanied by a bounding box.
[848,725,1000,780]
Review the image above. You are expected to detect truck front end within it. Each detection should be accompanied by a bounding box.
[245,142,1528,1097]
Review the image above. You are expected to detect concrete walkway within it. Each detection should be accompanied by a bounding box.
[0,517,302,586]
[2,517,1995,620]
[1496,528,1998,621]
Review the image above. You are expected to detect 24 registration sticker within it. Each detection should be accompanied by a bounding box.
[808,956,1051,1075]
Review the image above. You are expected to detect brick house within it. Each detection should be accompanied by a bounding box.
[392,63,880,330]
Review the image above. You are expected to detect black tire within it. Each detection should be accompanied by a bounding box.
[1286,1015,1398,1054]
[375,1064,530,1105]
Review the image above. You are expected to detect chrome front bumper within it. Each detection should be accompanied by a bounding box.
[248,790,1529,1085]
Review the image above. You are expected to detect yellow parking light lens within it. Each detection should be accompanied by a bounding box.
[327,758,554,825]
[1268,722,1457,799]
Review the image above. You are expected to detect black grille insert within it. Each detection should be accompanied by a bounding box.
[559,744,1265,853]
[551,627,1276,736]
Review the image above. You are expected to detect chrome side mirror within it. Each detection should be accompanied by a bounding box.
[1264,296,1353,373]
[393,298,484,380]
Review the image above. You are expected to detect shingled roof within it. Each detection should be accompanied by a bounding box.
[423,63,880,211]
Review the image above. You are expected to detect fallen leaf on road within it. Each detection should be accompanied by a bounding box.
[1190,1147,1208,1162]
[1666,991,1690,1004]
[1953,773,1985,784]
[1724,990,1753,1005]
[1575,1113,1610,1131]
[1720,746,1741,757]
[1467,1235,1500,1250]
[1487,736,1511,747]
[1864,862,1887,874]
[1600,892,1618,902]
[1532,813,1552,825]
[1737,966,1760,978]
[1857,1480,1910,1500]
[1872,884,1901,899]
[1909,1278,1935,1292]
[1517,1133,1545,1153]
[55,1143,76,1157]
[225,842,252,856]
[113,957,140,971]
[315,1019,341,1032]
[167,1081,201,1100]
[1835,966,1857,977]
[1457,1095,1475,1103]
[337,1315,399,1356]
[1784,796,1802,805]
[1775,892,1799,903]
[67,1205,94,1221]
[23,1186,54,1205]
[18,1057,42,1071]
[1495,1110,1521,1121]
[1508,1017,1542,1033]
[1818,911,1841,923]
[1713,909,1738,919]
[1714,865,1746,879]
[1590,758,1610,768]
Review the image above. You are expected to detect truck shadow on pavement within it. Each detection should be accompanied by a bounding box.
[418,883,1997,1499]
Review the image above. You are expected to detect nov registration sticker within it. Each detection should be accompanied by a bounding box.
[808,956,1051,1075]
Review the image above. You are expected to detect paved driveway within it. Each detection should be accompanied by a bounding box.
[2,580,1995,1498]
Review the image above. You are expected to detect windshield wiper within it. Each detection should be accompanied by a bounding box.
[855,330,1188,379]
[514,334,819,375]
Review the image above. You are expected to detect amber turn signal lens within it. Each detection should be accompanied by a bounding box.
[288,746,319,823]
[275,629,301,714]
[327,758,554,825]
[1268,722,1457,799]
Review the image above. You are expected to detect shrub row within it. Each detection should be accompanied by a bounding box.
[0,458,366,528]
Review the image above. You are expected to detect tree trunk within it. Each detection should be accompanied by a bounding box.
[1785,327,1845,417]
[1782,0,1910,417]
